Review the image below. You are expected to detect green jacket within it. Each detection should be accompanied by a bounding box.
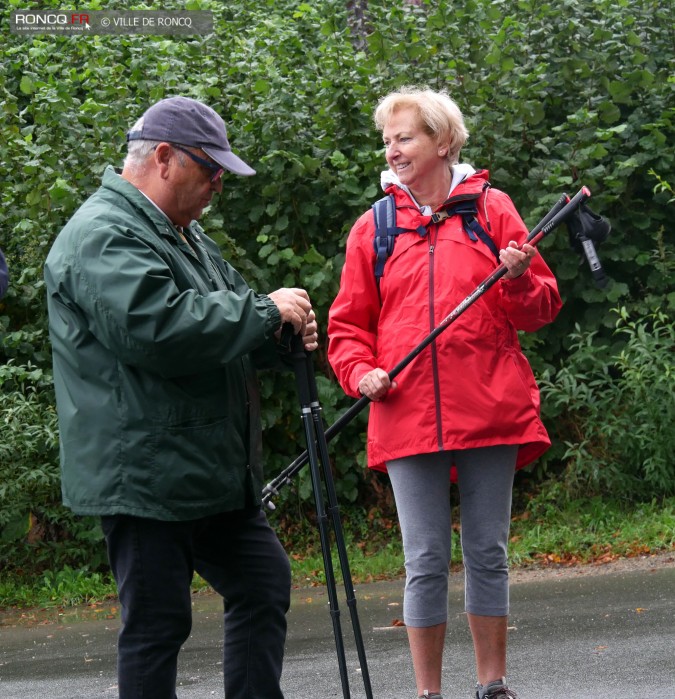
[44,167,284,520]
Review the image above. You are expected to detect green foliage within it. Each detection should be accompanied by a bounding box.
[0,565,116,609]
[538,308,675,499]
[0,351,107,574]
[1,0,673,575]
[510,494,675,566]
[33,565,115,607]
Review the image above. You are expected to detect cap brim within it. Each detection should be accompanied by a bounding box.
[203,146,256,177]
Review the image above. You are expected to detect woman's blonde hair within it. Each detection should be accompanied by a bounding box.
[374,86,469,165]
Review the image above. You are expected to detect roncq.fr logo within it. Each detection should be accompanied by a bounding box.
[13,13,90,26]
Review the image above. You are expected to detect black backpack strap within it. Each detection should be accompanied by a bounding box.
[372,195,397,284]
[432,191,499,263]
[372,195,425,289]
[462,206,499,262]
[371,187,499,294]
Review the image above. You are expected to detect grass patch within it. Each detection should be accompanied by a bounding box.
[508,494,675,567]
[0,565,118,610]
[1,496,673,611]
[289,533,405,587]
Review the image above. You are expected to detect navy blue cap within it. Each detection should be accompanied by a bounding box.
[126,96,255,176]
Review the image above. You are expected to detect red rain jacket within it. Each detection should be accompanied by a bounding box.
[327,170,562,477]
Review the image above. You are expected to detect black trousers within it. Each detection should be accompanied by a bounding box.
[101,507,291,699]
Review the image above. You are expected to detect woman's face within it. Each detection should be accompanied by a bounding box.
[382,107,448,192]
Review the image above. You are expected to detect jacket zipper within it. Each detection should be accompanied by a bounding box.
[186,230,230,291]
[428,226,444,451]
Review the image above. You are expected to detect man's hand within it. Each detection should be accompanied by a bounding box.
[268,287,312,336]
[302,309,319,352]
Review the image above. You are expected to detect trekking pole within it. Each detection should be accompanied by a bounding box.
[262,187,590,507]
[285,328,373,699]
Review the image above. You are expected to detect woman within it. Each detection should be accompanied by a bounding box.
[327,87,562,699]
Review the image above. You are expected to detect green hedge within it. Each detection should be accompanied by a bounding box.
[1,0,673,574]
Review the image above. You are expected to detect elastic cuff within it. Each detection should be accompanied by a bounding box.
[260,294,282,336]
[500,269,533,291]
[403,612,448,628]
[348,362,377,397]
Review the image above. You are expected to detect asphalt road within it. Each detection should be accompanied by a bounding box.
[1,556,673,698]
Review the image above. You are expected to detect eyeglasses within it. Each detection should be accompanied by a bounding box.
[171,144,224,183]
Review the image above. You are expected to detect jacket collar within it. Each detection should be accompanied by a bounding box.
[101,166,186,244]
[381,167,490,228]
[380,164,486,213]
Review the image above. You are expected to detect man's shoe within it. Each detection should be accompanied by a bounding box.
[418,692,443,699]
[475,677,518,699]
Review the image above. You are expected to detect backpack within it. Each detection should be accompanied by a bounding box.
[372,186,499,289]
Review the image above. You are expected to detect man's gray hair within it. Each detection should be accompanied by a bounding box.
[124,139,162,170]
[123,116,187,172]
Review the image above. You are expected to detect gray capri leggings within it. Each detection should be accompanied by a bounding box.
[387,445,517,627]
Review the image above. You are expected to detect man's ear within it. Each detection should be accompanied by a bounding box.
[154,142,174,178]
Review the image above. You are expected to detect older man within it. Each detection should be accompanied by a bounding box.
[44,96,317,699]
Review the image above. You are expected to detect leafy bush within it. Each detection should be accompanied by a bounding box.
[538,308,675,500]
[0,352,106,574]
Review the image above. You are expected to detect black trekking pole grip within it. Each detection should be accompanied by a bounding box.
[524,193,570,242]
[262,188,590,508]
[525,186,591,247]
[279,321,300,353]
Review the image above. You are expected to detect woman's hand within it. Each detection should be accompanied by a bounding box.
[500,241,537,279]
[358,368,397,401]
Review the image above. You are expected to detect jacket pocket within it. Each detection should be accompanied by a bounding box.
[148,412,247,504]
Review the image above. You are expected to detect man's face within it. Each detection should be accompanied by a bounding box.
[166,145,223,227]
